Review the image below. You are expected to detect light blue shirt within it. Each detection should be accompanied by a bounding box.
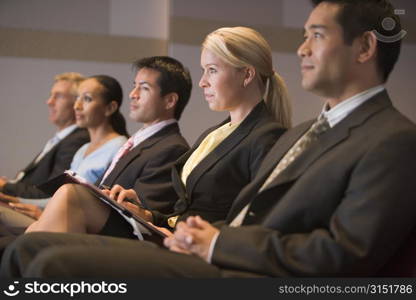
[20,135,127,208]
[70,135,127,183]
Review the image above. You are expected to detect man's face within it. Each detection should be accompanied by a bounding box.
[46,80,77,130]
[129,68,170,127]
[297,2,356,99]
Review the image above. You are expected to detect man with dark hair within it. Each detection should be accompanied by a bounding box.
[311,0,402,82]
[2,0,416,277]
[0,56,190,240]
[132,56,192,120]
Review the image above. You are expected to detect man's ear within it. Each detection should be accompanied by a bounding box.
[163,92,179,110]
[243,66,256,87]
[105,100,118,117]
[357,31,378,64]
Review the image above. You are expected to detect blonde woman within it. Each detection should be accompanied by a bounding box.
[26,27,291,239]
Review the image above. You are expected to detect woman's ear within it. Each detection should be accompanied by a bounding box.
[357,31,378,64]
[163,92,179,110]
[243,66,256,87]
[105,101,118,117]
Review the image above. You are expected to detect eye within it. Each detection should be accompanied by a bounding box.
[54,93,65,99]
[208,67,217,74]
[313,32,323,39]
[82,95,93,102]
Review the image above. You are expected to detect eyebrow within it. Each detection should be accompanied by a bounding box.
[137,80,153,87]
[306,24,328,31]
[201,63,218,68]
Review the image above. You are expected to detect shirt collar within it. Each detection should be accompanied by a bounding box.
[320,85,385,128]
[56,124,78,140]
[131,119,177,148]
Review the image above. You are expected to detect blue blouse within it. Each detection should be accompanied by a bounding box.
[70,135,127,183]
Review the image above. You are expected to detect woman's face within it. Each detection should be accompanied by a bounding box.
[74,78,110,129]
[199,48,246,112]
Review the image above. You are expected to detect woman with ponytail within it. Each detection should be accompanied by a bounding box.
[70,75,128,183]
[0,75,128,229]
[26,27,291,238]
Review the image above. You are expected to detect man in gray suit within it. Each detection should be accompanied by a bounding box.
[2,0,416,277]
[0,73,89,201]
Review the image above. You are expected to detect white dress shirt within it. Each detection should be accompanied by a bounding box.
[207,85,385,263]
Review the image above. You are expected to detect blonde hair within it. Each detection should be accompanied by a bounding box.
[54,72,85,96]
[202,27,292,128]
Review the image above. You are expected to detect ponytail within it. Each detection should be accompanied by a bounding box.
[264,72,292,128]
[110,110,129,137]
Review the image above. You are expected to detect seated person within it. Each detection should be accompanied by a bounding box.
[0,72,89,199]
[25,27,290,239]
[3,0,416,278]
[19,56,192,236]
[0,75,129,233]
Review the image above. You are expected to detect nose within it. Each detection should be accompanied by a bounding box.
[46,95,55,106]
[297,38,311,58]
[129,86,139,101]
[73,97,83,110]
[199,73,209,89]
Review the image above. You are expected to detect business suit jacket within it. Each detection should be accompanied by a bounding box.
[152,102,286,226]
[100,123,189,214]
[211,91,416,277]
[3,128,89,198]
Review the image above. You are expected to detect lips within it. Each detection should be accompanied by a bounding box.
[204,94,214,100]
[301,63,314,72]
[130,104,138,111]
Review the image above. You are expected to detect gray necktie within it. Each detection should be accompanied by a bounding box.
[230,116,330,227]
[259,116,330,192]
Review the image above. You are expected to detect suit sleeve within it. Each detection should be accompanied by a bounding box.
[3,131,88,198]
[212,130,416,276]
[134,143,189,215]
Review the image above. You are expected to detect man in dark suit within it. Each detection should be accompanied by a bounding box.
[1,0,415,277]
[15,56,190,235]
[0,72,89,200]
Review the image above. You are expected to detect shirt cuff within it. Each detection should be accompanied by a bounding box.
[19,197,50,208]
[206,231,220,263]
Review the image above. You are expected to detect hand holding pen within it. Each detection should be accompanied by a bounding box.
[100,184,153,221]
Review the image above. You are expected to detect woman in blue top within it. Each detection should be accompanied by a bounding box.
[70,75,128,183]
[1,75,128,230]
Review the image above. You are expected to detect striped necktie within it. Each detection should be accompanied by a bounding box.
[230,116,330,227]
[100,137,134,183]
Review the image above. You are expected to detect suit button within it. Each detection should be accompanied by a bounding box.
[248,211,255,217]
[167,216,179,228]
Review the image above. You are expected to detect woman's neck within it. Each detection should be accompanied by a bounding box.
[87,123,119,147]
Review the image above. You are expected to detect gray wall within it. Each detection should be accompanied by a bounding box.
[1,0,415,178]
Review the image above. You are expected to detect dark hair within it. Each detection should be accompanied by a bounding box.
[311,0,401,82]
[132,56,192,120]
[89,75,129,137]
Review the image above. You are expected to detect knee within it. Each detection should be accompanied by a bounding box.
[0,233,48,277]
[24,247,68,277]
[25,247,86,277]
[52,184,80,206]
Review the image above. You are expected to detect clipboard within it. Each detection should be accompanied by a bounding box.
[37,171,167,240]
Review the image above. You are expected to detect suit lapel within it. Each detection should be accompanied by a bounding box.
[260,90,392,192]
[21,128,81,175]
[226,120,313,219]
[103,123,179,185]
[184,102,268,197]
[227,91,392,220]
